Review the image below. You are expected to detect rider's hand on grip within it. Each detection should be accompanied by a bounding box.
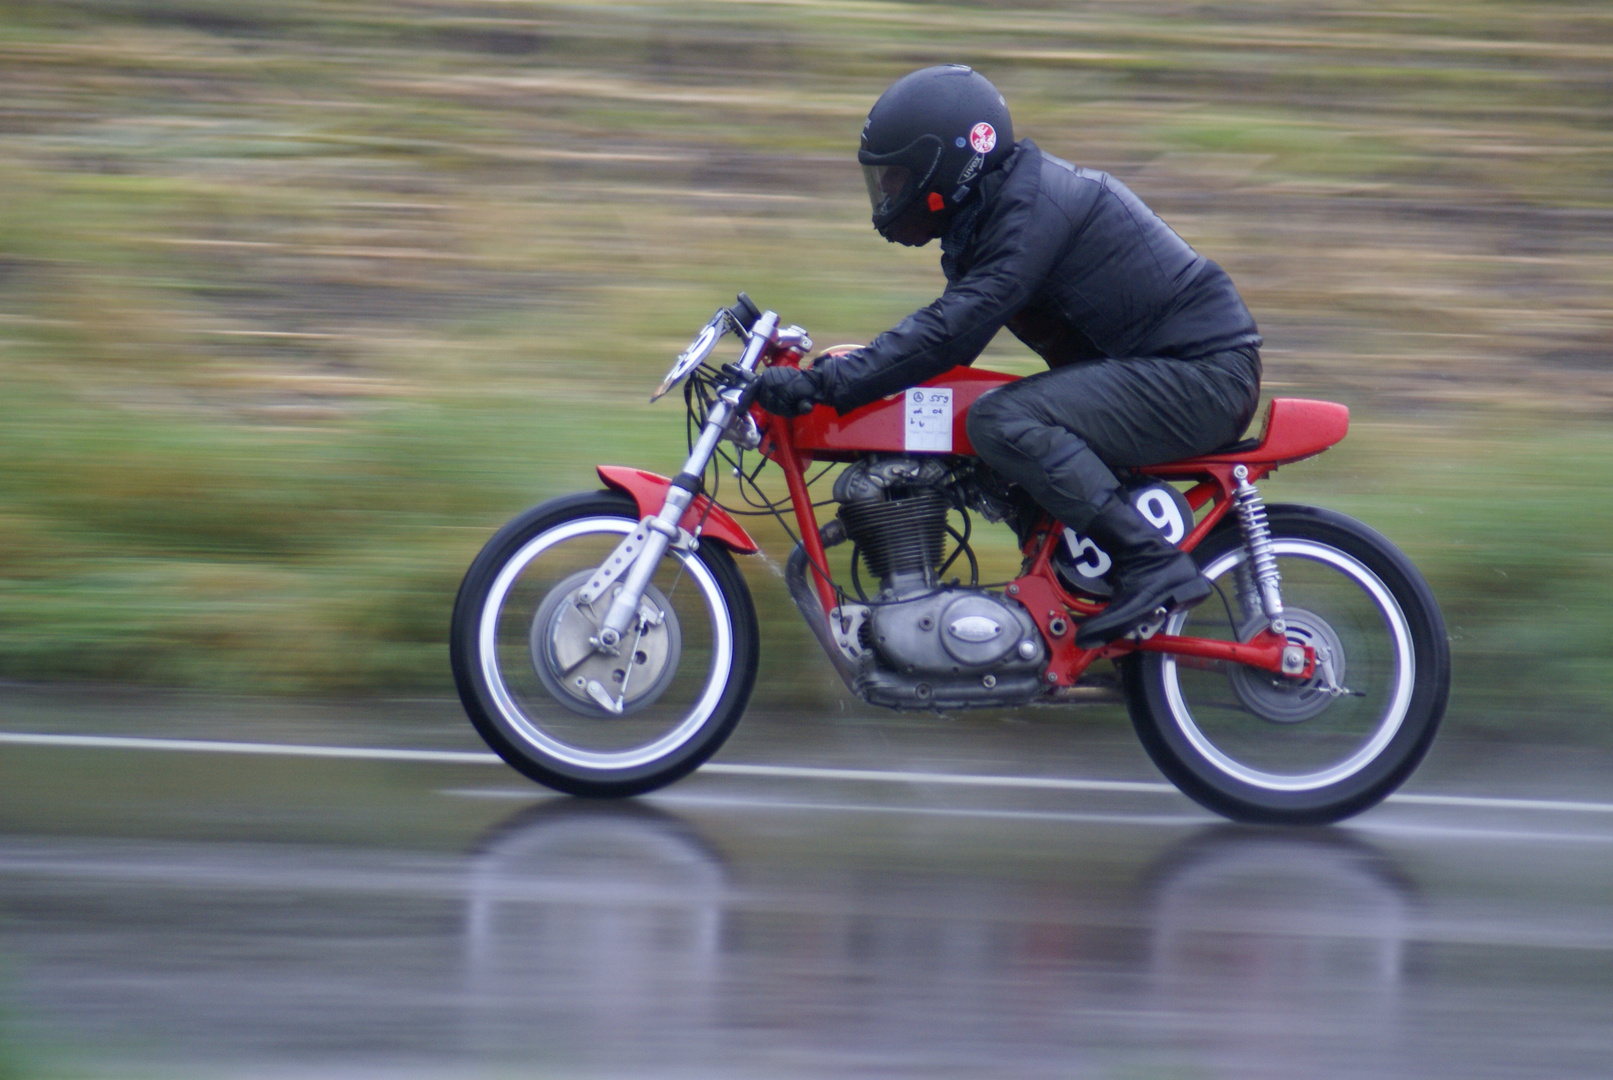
[755,366,825,417]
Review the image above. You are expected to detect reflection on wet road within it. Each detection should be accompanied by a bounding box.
[1,698,1610,1078]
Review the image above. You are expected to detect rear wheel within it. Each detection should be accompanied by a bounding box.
[451,491,759,797]
[1125,505,1449,824]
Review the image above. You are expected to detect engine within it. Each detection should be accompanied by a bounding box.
[832,455,954,598]
[826,456,1047,710]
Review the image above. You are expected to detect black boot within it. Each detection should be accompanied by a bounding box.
[1074,497,1212,648]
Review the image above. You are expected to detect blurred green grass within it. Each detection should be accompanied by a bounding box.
[0,0,1609,735]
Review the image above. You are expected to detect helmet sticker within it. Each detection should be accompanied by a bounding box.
[969,122,997,154]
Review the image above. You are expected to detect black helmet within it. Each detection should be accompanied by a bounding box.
[858,65,1014,240]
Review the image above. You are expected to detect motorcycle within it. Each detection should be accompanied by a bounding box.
[450,294,1450,824]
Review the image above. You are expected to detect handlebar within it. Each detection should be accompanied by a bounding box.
[652,292,809,403]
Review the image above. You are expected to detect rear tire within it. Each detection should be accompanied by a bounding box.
[451,491,759,797]
[1124,505,1449,824]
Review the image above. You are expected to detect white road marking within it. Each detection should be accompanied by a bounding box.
[1384,793,1613,815]
[3,730,1612,817]
[0,731,498,764]
[1350,820,1613,845]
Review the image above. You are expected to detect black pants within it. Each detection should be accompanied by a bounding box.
[965,346,1261,531]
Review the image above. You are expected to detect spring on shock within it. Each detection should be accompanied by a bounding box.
[1231,465,1286,630]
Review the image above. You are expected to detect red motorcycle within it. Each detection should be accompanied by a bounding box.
[451,295,1449,824]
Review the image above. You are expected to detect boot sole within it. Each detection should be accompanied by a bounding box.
[1074,575,1214,649]
[1162,575,1214,612]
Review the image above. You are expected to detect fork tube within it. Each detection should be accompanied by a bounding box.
[596,311,782,648]
[664,309,778,509]
[596,312,781,647]
[768,416,835,616]
[671,310,778,514]
[596,450,711,646]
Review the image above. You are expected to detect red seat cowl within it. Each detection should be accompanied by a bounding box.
[1158,398,1350,470]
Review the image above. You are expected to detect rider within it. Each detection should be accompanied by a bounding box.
[754,64,1263,647]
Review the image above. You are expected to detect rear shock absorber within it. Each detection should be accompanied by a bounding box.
[1231,464,1286,634]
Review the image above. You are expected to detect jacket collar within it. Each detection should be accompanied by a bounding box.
[979,138,1032,204]
[941,140,1035,280]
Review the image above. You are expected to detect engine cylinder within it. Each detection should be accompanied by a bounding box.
[838,489,949,592]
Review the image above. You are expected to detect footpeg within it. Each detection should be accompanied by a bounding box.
[1129,607,1169,642]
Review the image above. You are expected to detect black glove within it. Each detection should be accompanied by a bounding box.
[754,365,827,417]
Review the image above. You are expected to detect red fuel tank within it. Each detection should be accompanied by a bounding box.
[784,366,1017,461]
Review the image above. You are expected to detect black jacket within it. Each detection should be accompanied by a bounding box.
[816,140,1262,413]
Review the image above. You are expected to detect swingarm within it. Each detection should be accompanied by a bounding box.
[1124,629,1314,679]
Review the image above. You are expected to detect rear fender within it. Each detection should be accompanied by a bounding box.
[596,465,760,555]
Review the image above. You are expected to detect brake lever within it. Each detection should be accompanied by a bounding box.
[713,365,765,449]
[717,363,761,410]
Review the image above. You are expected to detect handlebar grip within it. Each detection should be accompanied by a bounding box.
[729,292,762,332]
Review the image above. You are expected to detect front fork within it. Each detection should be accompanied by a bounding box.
[588,311,781,654]
[591,499,691,653]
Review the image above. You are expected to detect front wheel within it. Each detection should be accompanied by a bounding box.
[451,491,759,797]
[1125,505,1449,824]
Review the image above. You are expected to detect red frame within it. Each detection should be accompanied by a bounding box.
[756,372,1348,685]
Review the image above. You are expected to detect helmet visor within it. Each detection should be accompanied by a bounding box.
[862,163,915,224]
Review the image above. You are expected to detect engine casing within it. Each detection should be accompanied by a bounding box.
[866,588,1045,678]
[827,453,1051,708]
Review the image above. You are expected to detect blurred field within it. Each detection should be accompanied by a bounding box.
[0,0,1609,735]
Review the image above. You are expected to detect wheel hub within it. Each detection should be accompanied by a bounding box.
[530,570,682,717]
[1227,607,1346,724]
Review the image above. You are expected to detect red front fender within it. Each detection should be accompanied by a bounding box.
[596,466,760,555]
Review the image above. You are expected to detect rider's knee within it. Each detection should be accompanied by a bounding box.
[969,386,1059,466]
[965,389,1018,459]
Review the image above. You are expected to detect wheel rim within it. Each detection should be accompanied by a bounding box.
[1160,539,1416,792]
[477,517,734,771]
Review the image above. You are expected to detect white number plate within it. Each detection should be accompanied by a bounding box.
[904,388,953,453]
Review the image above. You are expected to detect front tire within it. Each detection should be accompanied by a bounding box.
[451,491,759,797]
[1125,505,1449,824]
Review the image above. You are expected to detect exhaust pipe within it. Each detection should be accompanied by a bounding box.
[785,540,861,695]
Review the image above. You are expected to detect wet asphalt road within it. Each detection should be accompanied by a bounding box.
[1,685,1610,1079]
